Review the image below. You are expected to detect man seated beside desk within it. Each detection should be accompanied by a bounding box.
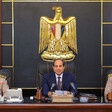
[42,59,78,97]
[104,69,112,102]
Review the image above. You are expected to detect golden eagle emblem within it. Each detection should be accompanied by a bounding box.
[39,7,77,62]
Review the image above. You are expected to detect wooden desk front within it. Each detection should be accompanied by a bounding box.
[0,103,112,112]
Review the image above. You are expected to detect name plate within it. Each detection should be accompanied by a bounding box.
[52,95,73,103]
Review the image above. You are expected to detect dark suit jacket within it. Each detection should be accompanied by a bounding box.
[42,72,78,97]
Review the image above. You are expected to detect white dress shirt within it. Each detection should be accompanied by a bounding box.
[55,73,63,89]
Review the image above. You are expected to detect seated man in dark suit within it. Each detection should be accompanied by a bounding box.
[42,59,78,97]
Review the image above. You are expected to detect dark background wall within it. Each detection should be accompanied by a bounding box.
[1,2,111,90]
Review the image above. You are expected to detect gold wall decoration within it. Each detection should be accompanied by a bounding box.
[39,7,77,62]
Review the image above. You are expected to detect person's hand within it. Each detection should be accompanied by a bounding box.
[64,91,71,95]
[48,92,56,97]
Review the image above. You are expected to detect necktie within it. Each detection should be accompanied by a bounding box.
[58,77,61,90]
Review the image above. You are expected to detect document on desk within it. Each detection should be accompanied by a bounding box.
[80,93,97,100]
[55,90,67,95]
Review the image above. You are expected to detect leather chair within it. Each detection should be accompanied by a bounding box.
[0,69,11,88]
[107,69,112,76]
[37,61,76,88]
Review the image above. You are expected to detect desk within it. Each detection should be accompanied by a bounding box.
[0,97,111,112]
[0,103,112,112]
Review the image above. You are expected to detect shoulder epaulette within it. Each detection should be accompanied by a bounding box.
[0,74,7,79]
[108,74,112,77]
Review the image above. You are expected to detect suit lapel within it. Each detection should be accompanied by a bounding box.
[62,72,66,90]
[50,72,58,89]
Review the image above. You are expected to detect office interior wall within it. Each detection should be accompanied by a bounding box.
[1,1,112,90]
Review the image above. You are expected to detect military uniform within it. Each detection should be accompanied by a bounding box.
[0,75,9,98]
[104,74,112,102]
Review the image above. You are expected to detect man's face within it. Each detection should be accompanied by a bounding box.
[53,60,65,75]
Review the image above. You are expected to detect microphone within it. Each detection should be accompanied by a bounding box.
[70,82,75,92]
[50,83,55,91]
[70,82,76,98]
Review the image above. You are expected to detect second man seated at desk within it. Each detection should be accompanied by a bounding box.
[42,59,78,97]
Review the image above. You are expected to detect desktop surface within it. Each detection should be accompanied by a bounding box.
[0,96,103,104]
[0,97,111,112]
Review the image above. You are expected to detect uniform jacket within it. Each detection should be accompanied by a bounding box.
[42,72,78,97]
[104,76,112,102]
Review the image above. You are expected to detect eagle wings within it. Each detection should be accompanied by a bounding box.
[39,7,77,62]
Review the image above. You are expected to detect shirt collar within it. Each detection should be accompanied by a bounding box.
[55,73,63,79]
